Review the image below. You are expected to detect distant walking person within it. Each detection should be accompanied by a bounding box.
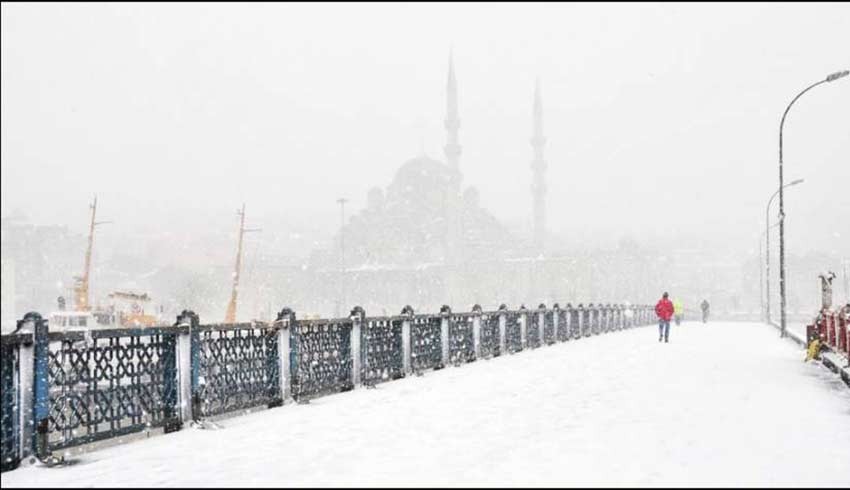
[655,292,674,343]
[673,298,684,326]
[700,299,710,323]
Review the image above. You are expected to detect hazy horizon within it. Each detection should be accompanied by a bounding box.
[3,2,849,261]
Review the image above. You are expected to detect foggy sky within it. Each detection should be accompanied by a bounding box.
[2,2,849,260]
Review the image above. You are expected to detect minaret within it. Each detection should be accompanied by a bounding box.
[531,79,547,256]
[444,51,463,305]
[444,51,462,176]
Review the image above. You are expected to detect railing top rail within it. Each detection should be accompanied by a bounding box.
[46,324,189,342]
[1,332,33,346]
[296,317,355,326]
[197,321,278,332]
[364,315,406,323]
[411,313,441,321]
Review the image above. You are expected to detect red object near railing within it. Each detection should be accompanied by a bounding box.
[813,307,850,358]
[837,307,849,355]
[826,312,836,348]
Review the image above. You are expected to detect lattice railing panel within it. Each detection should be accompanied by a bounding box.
[45,333,177,450]
[411,315,443,372]
[1,342,19,471]
[479,313,500,359]
[291,320,353,400]
[197,325,280,417]
[449,314,475,365]
[544,310,556,344]
[526,311,541,349]
[505,312,522,353]
[362,318,404,385]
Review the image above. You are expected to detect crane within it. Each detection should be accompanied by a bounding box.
[224,203,260,323]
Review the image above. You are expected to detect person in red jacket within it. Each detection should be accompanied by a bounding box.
[655,292,675,343]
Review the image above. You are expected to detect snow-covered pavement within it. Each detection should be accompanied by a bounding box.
[4,321,849,487]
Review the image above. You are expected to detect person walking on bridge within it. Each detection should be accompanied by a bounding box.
[655,292,674,343]
[700,299,710,323]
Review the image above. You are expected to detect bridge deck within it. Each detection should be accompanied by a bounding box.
[5,321,849,487]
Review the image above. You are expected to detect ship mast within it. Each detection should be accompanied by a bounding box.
[74,196,111,311]
[224,204,260,323]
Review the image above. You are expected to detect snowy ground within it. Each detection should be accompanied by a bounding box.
[4,321,849,487]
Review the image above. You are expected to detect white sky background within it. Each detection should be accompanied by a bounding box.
[2,2,849,258]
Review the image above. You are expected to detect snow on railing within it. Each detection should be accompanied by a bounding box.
[0,302,655,472]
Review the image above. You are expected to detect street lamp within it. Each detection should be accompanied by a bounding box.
[764,178,804,324]
[759,221,779,322]
[778,69,848,337]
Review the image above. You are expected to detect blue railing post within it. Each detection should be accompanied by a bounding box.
[266,319,283,408]
[27,312,50,462]
[161,328,182,433]
[183,310,201,422]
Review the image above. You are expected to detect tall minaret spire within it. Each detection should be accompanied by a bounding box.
[444,50,462,174]
[443,50,463,306]
[531,78,547,255]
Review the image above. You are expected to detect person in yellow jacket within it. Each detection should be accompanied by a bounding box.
[673,299,684,326]
[805,337,820,362]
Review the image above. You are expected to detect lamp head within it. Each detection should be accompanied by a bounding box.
[826,70,849,82]
[790,178,804,186]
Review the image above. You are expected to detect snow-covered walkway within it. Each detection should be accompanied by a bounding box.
[4,321,849,487]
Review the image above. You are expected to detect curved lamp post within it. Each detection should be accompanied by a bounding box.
[764,178,804,324]
[778,69,848,337]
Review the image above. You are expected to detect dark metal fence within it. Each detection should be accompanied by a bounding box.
[1,302,654,472]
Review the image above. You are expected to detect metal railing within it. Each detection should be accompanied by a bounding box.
[0,302,655,472]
